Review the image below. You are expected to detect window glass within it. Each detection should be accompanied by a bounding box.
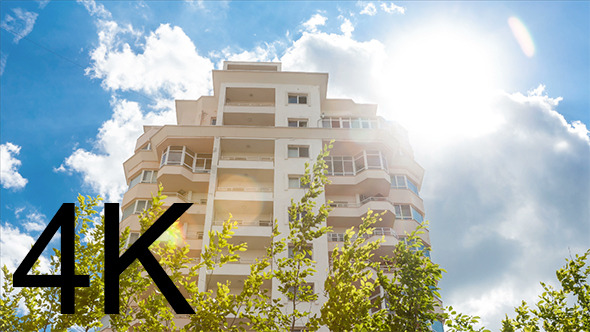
[298,95,307,104]
[288,95,298,104]
[411,207,424,224]
[331,119,341,128]
[322,119,331,128]
[394,204,412,219]
[341,118,351,128]
[299,147,309,158]
[127,232,139,247]
[129,174,141,189]
[141,170,152,182]
[288,146,309,158]
[407,179,419,195]
[351,119,360,128]
[122,205,134,220]
[343,158,354,174]
[288,147,298,158]
[211,118,217,125]
[160,152,168,167]
[289,177,301,188]
[288,121,298,127]
[167,150,182,165]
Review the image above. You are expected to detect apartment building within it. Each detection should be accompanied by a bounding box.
[115,61,435,330]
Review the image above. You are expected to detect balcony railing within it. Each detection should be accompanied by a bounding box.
[225,101,275,107]
[324,150,388,176]
[160,146,212,173]
[328,227,397,242]
[329,196,391,209]
[162,191,207,205]
[217,186,273,192]
[212,220,272,227]
[220,155,274,162]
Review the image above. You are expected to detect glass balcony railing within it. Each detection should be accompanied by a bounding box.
[324,150,388,176]
[212,219,272,227]
[216,186,273,192]
[160,146,212,173]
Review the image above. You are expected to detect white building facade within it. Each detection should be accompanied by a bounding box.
[116,61,437,331]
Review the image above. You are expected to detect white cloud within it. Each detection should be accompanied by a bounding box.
[340,18,354,37]
[422,87,589,330]
[37,0,51,9]
[0,224,50,274]
[380,2,405,14]
[77,0,111,19]
[280,29,386,103]
[61,3,214,202]
[276,22,588,330]
[302,13,328,32]
[0,8,38,43]
[0,52,6,76]
[86,22,213,99]
[359,2,377,16]
[59,99,175,202]
[1,142,28,190]
[23,212,47,232]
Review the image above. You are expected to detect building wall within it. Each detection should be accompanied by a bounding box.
[115,61,430,330]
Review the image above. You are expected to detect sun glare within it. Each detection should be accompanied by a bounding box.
[380,23,504,143]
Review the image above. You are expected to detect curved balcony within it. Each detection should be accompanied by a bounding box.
[388,190,425,215]
[325,151,391,195]
[212,219,273,245]
[215,186,274,201]
[394,220,431,247]
[327,227,398,251]
[218,155,274,169]
[161,192,207,215]
[327,198,396,228]
[123,150,158,177]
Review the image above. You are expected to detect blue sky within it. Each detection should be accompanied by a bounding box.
[1,1,589,329]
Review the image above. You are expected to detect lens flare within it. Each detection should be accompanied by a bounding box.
[508,16,535,58]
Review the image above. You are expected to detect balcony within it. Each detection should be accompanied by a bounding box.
[223,87,276,126]
[327,227,398,251]
[216,168,274,201]
[218,138,275,169]
[212,219,273,242]
[158,146,211,192]
[161,192,207,215]
[325,151,391,195]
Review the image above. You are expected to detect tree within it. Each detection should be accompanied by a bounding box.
[6,142,586,331]
[499,249,590,332]
[0,143,450,331]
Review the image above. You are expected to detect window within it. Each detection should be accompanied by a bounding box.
[288,119,308,127]
[391,175,419,196]
[393,204,424,223]
[321,117,380,129]
[288,146,309,158]
[121,200,153,220]
[128,170,157,189]
[394,204,412,220]
[324,156,354,176]
[289,176,309,189]
[140,142,151,150]
[126,232,140,248]
[210,117,217,125]
[288,94,308,104]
